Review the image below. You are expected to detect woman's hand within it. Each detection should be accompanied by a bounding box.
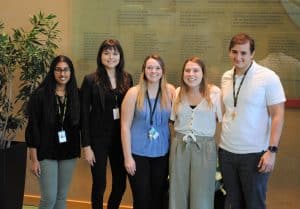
[29,148,40,177]
[124,155,136,176]
[31,160,41,177]
[83,146,96,166]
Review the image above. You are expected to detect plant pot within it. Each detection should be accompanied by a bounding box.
[0,141,27,209]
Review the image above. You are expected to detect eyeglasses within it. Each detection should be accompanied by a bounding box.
[54,67,70,73]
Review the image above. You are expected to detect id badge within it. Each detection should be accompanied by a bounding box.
[58,130,67,143]
[148,127,159,140]
[113,108,120,120]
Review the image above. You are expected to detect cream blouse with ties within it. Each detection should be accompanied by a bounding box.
[170,86,222,138]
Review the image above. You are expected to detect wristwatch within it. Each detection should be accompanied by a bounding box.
[268,146,278,153]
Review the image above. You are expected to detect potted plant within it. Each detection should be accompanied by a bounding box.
[0,12,60,209]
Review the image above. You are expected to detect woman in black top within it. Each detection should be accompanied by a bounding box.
[26,55,80,209]
[81,39,133,209]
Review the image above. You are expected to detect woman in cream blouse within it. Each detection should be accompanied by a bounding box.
[169,56,222,209]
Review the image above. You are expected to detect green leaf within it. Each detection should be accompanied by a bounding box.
[0,11,61,141]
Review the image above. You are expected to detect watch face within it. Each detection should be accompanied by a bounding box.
[268,146,278,153]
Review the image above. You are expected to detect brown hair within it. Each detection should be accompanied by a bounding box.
[229,33,255,54]
[174,56,211,113]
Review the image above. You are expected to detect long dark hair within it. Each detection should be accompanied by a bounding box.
[37,55,80,125]
[95,39,131,94]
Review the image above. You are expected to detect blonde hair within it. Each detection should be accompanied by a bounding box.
[174,56,212,113]
[136,54,171,110]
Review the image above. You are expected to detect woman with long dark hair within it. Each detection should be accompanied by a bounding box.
[26,55,80,209]
[80,39,133,209]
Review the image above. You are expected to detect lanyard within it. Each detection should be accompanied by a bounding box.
[115,95,118,107]
[146,87,161,126]
[114,91,119,108]
[56,95,67,128]
[232,62,252,107]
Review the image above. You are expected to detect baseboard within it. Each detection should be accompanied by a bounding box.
[24,194,133,209]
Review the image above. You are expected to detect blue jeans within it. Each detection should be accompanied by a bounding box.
[218,148,269,209]
[39,158,76,209]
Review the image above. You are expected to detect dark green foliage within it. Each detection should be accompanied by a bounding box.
[0,12,60,146]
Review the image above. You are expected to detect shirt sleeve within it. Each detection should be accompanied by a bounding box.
[265,71,286,106]
[213,86,223,122]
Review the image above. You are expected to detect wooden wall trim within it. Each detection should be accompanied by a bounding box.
[24,194,133,209]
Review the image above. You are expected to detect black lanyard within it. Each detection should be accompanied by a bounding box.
[110,89,119,108]
[114,91,119,108]
[56,95,67,128]
[232,62,252,108]
[146,87,161,126]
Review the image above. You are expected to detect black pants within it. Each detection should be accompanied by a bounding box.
[218,148,269,209]
[128,154,168,209]
[91,137,127,209]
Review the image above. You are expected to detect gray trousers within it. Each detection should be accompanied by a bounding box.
[39,158,77,209]
[169,133,217,209]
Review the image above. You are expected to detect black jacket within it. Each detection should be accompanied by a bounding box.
[80,71,133,147]
[25,87,81,161]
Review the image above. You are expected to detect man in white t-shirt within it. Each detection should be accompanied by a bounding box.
[219,33,286,209]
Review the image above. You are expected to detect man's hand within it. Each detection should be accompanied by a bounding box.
[258,151,276,173]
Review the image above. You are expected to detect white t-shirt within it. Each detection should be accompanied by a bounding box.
[170,85,222,137]
[220,61,286,154]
